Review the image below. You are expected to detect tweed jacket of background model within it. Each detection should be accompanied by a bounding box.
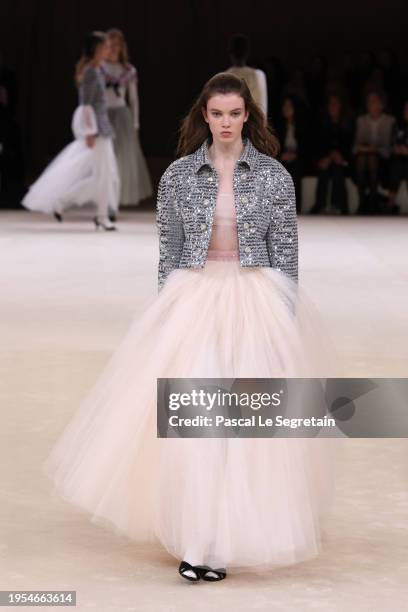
[79,65,114,138]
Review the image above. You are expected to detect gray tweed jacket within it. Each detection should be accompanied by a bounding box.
[79,65,114,138]
[156,136,298,291]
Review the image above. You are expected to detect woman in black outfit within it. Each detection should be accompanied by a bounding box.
[275,95,309,213]
[310,93,354,215]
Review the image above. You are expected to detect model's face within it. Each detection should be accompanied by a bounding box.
[202,93,248,144]
[95,39,111,63]
[367,94,383,117]
[107,37,121,62]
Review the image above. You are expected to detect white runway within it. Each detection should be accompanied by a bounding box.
[1,208,407,611]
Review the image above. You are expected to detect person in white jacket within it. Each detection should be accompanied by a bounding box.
[226,33,268,119]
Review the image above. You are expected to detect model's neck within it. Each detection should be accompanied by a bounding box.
[208,137,245,165]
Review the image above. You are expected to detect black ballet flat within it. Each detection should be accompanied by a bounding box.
[194,564,227,581]
[178,560,201,582]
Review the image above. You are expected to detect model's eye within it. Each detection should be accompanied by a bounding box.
[211,111,221,116]
[232,111,241,117]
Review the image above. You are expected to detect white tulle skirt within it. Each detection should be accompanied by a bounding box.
[44,260,341,574]
[21,136,120,216]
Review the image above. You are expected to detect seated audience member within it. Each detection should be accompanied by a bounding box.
[352,90,396,214]
[383,99,408,214]
[310,93,354,214]
[275,94,309,213]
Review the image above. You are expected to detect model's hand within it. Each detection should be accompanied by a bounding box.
[86,134,96,148]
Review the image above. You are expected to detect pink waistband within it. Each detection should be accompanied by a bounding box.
[207,250,239,261]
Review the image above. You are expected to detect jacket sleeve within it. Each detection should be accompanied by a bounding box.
[156,165,185,292]
[71,105,98,139]
[127,71,140,129]
[255,69,268,117]
[266,168,298,283]
[80,67,99,106]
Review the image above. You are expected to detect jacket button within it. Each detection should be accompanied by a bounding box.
[243,222,250,229]
[203,199,210,205]
[241,173,247,180]
[208,176,213,182]
[244,246,251,253]
[241,196,248,203]
[200,223,207,230]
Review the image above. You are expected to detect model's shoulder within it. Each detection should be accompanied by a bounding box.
[159,156,192,186]
[81,64,98,83]
[256,153,293,184]
[125,63,137,78]
[161,154,195,177]
[83,64,97,76]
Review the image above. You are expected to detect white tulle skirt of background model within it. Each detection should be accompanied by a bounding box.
[22,136,120,216]
[44,260,342,574]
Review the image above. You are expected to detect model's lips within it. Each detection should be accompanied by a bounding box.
[221,131,232,136]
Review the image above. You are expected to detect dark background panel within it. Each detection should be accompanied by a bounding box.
[0,0,406,182]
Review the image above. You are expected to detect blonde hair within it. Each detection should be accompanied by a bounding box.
[106,28,130,67]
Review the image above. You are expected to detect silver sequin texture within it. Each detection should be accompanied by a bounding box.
[156,136,298,291]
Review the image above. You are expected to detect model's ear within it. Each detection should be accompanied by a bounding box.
[202,107,208,123]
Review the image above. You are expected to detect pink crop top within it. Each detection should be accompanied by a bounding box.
[207,191,239,261]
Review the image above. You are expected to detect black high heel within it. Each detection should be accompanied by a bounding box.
[53,211,63,222]
[194,564,227,581]
[108,212,117,223]
[178,560,201,582]
[93,216,116,231]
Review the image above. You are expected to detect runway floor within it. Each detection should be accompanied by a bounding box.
[0,208,407,611]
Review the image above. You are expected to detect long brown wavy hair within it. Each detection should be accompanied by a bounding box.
[176,72,280,158]
[74,31,107,87]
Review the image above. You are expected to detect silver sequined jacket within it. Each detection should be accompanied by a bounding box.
[156,136,298,291]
